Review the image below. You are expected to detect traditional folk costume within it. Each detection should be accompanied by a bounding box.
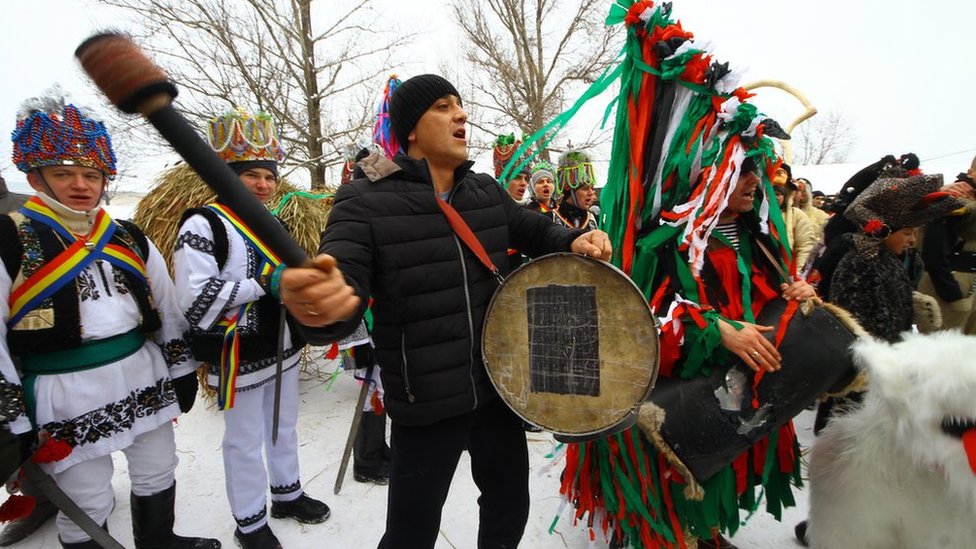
[512,3,808,546]
[495,134,535,271]
[172,110,328,548]
[492,133,532,189]
[0,97,217,549]
[554,150,599,231]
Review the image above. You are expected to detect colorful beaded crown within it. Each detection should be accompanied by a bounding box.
[493,133,533,181]
[11,96,117,177]
[557,149,597,193]
[206,109,285,164]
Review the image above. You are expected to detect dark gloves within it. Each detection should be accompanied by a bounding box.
[172,373,199,413]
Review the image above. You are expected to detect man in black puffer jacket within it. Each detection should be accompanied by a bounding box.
[280,74,612,549]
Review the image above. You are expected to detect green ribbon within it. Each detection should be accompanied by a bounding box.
[271,191,333,215]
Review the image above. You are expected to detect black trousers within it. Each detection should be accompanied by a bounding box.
[377,397,530,549]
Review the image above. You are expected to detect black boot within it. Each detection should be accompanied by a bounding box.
[233,525,281,549]
[353,411,390,485]
[0,483,57,546]
[60,523,110,548]
[60,537,104,549]
[131,483,221,549]
[269,493,330,524]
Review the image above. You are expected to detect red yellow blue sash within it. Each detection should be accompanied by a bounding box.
[206,203,282,267]
[207,204,281,410]
[8,197,148,327]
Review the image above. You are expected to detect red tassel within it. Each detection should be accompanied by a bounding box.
[370,391,385,415]
[777,422,798,473]
[0,495,35,523]
[31,438,72,464]
[916,191,950,207]
[326,342,339,360]
[863,218,885,236]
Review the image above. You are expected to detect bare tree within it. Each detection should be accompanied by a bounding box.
[793,110,857,165]
[97,0,409,190]
[451,0,618,159]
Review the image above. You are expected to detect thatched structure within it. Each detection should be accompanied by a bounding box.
[133,163,333,274]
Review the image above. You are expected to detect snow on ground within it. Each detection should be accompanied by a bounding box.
[10,354,814,548]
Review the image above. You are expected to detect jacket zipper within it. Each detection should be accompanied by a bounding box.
[401,332,415,403]
[447,187,479,411]
[452,234,479,411]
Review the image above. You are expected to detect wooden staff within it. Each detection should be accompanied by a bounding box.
[75,33,309,268]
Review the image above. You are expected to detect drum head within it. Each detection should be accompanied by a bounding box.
[483,253,659,440]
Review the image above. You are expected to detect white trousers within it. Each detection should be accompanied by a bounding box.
[53,421,178,543]
[223,365,302,533]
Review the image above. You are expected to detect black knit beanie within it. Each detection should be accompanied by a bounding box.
[390,74,461,151]
[228,160,278,178]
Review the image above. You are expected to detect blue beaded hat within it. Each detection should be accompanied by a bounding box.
[11,94,117,177]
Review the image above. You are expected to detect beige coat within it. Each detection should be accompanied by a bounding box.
[917,202,976,333]
[782,205,817,272]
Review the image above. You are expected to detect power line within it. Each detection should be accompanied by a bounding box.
[921,148,976,163]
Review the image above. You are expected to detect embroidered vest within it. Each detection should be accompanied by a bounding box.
[0,213,160,358]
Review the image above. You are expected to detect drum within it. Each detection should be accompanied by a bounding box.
[482,253,659,441]
[649,298,863,481]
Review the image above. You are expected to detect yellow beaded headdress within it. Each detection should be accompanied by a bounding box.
[206,109,284,175]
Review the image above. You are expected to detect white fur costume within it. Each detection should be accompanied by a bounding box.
[807,331,976,549]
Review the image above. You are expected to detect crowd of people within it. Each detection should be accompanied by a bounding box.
[0,42,974,549]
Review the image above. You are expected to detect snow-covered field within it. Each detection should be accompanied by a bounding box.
[9,352,813,549]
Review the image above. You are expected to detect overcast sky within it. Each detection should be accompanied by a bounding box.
[1,0,973,194]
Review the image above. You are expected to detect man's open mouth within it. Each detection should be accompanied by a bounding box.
[453,128,466,140]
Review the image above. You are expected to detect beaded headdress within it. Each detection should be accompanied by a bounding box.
[373,75,401,159]
[493,134,532,182]
[11,93,117,177]
[206,108,285,165]
[557,149,597,194]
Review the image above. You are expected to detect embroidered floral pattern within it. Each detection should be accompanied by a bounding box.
[42,378,177,447]
[160,334,193,367]
[16,219,54,310]
[270,480,301,496]
[235,507,266,528]
[112,268,131,295]
[186,278,224,328]
[76,270,100,301]
[0,379,26,423]
[176,231,215,256]
[206,346,302,378]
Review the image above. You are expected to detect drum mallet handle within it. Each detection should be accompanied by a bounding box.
[75,33,309,268]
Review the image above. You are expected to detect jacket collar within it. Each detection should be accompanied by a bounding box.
[389,153,475,188]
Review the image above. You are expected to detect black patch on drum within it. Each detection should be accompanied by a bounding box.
[526,285,600,396]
